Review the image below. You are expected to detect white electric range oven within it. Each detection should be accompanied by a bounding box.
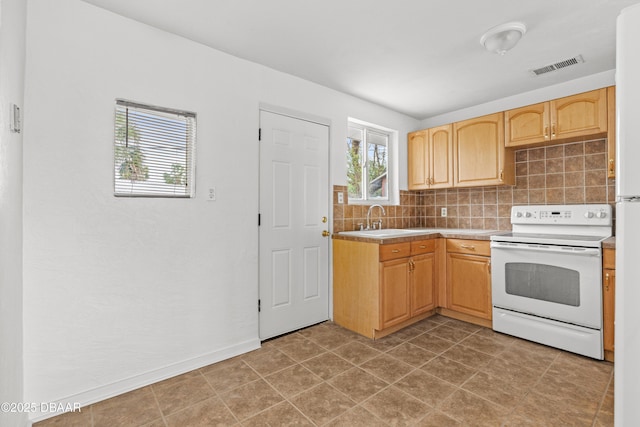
[490,204,612,359]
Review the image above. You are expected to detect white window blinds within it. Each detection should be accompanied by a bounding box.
[114,99,196,197]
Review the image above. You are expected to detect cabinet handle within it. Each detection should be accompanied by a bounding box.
[605,272,610,291]
[409,259,415,271]
[488,260,491,274]
[609,159,615,175]
[391,249,400,253]
[460,244,476,250]
[419,245,426,249]
[551,123,556,137]
[544,126,549,139]
[499,170,504,181]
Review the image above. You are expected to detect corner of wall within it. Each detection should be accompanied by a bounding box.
[0,0,27,425]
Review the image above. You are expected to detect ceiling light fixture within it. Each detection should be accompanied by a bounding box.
[480,22,527,55]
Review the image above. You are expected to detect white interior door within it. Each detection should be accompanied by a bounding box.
[259,110,330,340]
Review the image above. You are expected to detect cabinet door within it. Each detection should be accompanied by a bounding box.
[603,268,616,352]
[505,102,550,147]
[446,252,492,320]
[453,112,509,187]
[429,124,454,188]
[408,130,429,190]
[379,258,411,329]
[411,253,436,316]
[550,88,608,140]
[607,86,616,179]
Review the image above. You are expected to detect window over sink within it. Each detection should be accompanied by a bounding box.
[347,118,397,204]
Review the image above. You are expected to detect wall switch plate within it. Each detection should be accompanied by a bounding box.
[441,207,447,217]
[208,187,216,201]
[337,192,344,204]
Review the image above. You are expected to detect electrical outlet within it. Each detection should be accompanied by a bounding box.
[337,192,344,204]
[441,207,447,217]
[208,187,216,201]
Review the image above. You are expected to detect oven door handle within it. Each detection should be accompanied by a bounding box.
[490,241,601,257]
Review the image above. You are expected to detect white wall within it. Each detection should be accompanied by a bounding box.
[615,4,640,425]
[22,0,418,419]
[420,70,616,129]
[0,0,27,426]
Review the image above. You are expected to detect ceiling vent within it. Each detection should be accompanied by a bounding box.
[529,55,584,76]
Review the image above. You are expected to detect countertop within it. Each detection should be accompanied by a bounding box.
[603,236,616,249]
[334,228,617,248]
[332,228,498,245]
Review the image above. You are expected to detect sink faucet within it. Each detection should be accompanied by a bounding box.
[366,204,386,230]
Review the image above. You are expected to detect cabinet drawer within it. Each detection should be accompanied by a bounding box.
[446,239,490,256]
[411,239,436,255]
[603,248,615,269]
[379,243,411,261]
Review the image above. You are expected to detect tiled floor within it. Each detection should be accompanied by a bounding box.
[36,315,614,426]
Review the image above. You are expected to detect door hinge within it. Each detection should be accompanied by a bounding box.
[258,128,261,141]
[258,299,261,312]
[258,213,261,226]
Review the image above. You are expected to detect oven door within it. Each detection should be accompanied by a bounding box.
[490,241,602,329]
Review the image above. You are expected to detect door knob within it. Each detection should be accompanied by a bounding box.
[322,230,331,237]
[322,216,328,223]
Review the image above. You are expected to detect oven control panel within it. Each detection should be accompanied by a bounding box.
[511,204,612,226]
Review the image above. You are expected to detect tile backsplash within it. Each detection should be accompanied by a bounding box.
[334,138,615,233]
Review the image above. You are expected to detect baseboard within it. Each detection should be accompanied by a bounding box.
[28,338,261,424]
[437,308,493,328]
[373,310,436,339]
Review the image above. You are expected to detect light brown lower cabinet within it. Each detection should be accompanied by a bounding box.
[333,238,436,338]
[335,237,615,360]
[379,257,411,329]
[411,252,437,316]
[380,251,437,329]
[444,239,492,322]
[603,248,616,362]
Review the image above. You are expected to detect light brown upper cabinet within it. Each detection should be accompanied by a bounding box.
[408,130,428,190]
[607,86,616,178]
[453,112,514,187]
[408,124,453,190]
[504,102,550,147]
[553,88,608,139]
[505,88,608,148]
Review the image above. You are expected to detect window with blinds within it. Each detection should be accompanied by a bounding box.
[114,99,196,197]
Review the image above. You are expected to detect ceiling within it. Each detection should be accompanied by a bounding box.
[81,0,640,119]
